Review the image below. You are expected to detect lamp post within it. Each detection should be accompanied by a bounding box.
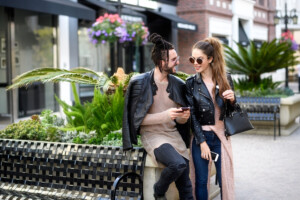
[117,0,122,69]
[274,2,298,88]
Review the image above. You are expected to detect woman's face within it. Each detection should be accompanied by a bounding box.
[191,48,213,74]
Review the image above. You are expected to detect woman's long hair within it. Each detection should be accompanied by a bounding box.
[192,37,231,99]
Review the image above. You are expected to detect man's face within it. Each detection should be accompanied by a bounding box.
[161,49,179,74]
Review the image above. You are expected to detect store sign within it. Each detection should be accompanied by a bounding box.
[121,14,143,22]
[109,0,158,10]
[177,23,197,31]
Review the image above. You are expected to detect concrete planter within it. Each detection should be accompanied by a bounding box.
[246,94,300,136]
[143,154,220,200]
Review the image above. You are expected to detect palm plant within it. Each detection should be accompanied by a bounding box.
[224,39,299,83]
[7,67,109,90]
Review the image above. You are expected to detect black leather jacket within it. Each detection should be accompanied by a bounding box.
[186,73,235,145]
[122,69,190,150]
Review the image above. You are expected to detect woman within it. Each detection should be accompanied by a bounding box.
[186,37,235,200]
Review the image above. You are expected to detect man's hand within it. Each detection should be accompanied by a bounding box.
[180,109,190,120]
[168,108,190,120]
[168,108,183,120]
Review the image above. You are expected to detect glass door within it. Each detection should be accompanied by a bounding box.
[0,7,11,126]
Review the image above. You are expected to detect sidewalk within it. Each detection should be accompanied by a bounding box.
[213,122,300,200]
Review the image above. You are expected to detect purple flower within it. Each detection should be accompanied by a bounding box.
[104,33,108,37]
[92,39,98,45]
[102,40,106,44]
[291,40,299,51]
[102,30,106,34]
[132,31,136,37]
[95,30,101,36]
[142,39,148,45]
[115,26,127,36]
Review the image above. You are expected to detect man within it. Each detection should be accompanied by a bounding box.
[122,33,193,200]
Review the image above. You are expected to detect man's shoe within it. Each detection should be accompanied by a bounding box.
[154,195,167,200]
[153,183,167,200]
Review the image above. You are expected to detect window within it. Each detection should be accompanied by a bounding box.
[0,7,8,115]
[78,23,111,102]
[259,0,264,6]
[15,10,58,117]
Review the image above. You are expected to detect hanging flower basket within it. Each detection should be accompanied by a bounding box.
[280,30,299,51]
[88,13,149,46]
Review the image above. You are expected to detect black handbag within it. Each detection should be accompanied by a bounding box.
[224,101,254,136]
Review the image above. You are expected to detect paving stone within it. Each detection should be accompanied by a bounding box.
[213,124,300,200]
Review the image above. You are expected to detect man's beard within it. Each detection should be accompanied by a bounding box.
[160,63,174,74]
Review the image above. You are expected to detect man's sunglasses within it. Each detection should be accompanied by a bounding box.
[189,56,203,64]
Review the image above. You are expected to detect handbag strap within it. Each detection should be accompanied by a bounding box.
[225,100,242,117]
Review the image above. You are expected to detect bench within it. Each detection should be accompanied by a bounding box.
[0,139,146,200]
[236,97,280,140]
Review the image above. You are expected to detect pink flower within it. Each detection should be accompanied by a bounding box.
[96,16,104,23]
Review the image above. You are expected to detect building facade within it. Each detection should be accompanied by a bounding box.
[0,0,197,124]
[0,0,96,124]
[177,0,276,74]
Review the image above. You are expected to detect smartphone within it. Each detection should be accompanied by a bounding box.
[211,151,219,162]
[180,107,190,111]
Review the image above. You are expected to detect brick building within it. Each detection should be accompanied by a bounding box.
[176,0,276,74]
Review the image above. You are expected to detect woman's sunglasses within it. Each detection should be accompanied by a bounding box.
[189,56,203,64]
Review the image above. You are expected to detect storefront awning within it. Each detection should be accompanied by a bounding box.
[82,0,147,22]
[0,0,96,21]
[144,10,197,31]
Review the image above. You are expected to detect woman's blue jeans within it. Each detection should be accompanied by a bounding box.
[192,131,222,200]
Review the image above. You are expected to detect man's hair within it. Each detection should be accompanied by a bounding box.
[149,33,174,71]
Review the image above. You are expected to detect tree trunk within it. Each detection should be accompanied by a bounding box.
[249,74,261,83]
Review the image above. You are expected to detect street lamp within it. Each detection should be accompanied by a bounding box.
[117,0,123,69]
[274,2,298,88]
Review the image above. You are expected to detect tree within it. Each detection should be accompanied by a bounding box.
[224,39,299,83]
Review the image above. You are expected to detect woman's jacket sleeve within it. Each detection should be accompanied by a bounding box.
[186,80,206,145]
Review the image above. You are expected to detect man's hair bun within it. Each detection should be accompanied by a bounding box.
[149,33,164,46]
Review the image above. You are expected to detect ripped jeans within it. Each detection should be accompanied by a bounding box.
[153,143,193,200]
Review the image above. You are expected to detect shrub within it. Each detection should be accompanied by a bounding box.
[233,77,294,97]
[101,129,142,147]
[55,83,125,144]
[40,109,65,142]
[0,116,46,140]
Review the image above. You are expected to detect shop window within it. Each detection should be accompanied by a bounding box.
[78,24,112,102]
[0,7,8,115]
[15,10,58,117]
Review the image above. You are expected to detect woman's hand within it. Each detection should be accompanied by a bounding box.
[222,89,235,103]
[200,141,211,161]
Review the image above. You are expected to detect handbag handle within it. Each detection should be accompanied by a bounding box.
[225,100,242,117]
